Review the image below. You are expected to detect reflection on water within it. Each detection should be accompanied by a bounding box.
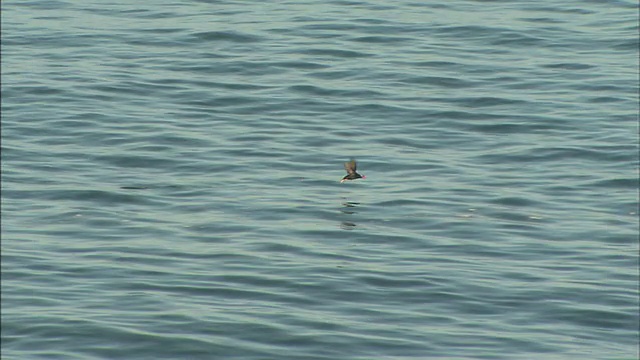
[340,198,360,229]
[340,221,357,230]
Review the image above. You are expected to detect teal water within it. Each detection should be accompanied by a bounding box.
[2,1,638,359]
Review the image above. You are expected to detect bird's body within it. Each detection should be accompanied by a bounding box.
[341,159,366,183]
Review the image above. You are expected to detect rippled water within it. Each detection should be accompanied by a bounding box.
[3,1,638,359]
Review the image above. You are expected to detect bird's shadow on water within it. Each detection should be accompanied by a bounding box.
[340,197,361,230]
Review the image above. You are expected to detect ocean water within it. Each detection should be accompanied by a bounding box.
[2,0,638,359]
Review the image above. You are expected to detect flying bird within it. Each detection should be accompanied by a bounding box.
[341,159,366,183]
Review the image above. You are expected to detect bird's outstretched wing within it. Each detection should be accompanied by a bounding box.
[344,159,357,174]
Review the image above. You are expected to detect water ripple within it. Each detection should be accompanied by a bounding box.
[3,0,638,359]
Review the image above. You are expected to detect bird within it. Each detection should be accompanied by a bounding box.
[341,159,366,183]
